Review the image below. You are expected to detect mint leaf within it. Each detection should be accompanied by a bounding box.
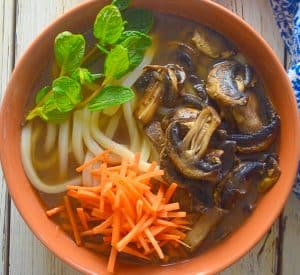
[54,31,86,74]
[104,45,129,79]
[122,8,153,34]
[71,68,103,85]
[35,86,51,104]
[88,85,135,111]
[27,94,69,123]
[52,76,82,112]
[119,31,152,70]
[112,0,131,11]
[93,5,124,46]
[42,95,70,122]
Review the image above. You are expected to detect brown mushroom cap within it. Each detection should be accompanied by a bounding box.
[206,61,249,107]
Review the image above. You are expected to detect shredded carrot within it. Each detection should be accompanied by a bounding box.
[46,152,189,273]
[76,208,89,231]
[107,247,118,273]
[46,205,65,217]
[164,183,178,204]
[145,228,164,259]
[64,196,81,246]
[122,246,150,261]
[76,149,111,172]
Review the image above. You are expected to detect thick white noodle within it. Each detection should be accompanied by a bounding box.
[105,110,122,139]
[123,99,140,152]
[90,112,151,172]
[72,110,85,164]
[82,151,94,187]
[45,123,57,153]
[58,118,70,178]
[120,44,156,87]
[82,108,103,156]
[21,124,81,193]
[120,44,157,153]
[140,138,151,162]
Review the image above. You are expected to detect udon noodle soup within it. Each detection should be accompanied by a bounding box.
[21,2,281,273]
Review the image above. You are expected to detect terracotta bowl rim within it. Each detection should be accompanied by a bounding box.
[1,0,299,274]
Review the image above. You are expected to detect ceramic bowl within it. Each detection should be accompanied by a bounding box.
[1,0,299,274]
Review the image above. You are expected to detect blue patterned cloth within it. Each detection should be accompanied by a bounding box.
[270,0,300,197]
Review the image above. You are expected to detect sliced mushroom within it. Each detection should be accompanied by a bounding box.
[161,107,200,130]
[192,27,233,59]
[134,80,165,125]
[165,106,221,181]
[134,64,187,125]
[214,161,265,209]
[170,41,198,72]
[258,155,281,192]
[228,97,280,153]
[144,121,165,152]
[231,91,263,133]
[160,150,216,207]
[184,207,225,252]
[206,61,251,107]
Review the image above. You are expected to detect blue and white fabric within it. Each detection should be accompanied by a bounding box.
[270,0,300,197]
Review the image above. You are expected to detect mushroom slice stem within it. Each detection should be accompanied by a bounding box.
[165,106,221,182]
[181,106,221,159]
[134,81,164,125]
[184,208,224,252]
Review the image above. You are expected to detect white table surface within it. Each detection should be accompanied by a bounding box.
[1,0,299,274]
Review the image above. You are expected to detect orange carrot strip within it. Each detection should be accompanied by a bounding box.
[103,236,112,243]
[106,165,122,171]
[111,210,121,246]
[67,185,101,193]
[153,185,164,211]
[114,189,121,209]
[174,239,191,248]
[136,199,143,221]
[76,149,111,172]
[147,161,157,172]
[46,205,65,217]
[64,196,81,246]
[122,246,150,261]
[150,225,168,237]
[80,230,94,236]
[155,219,178,227]
[158,202,180,212]
[116,214,149,251]
[107,247,118,273]
[144,228,164,259]
[67,189,80,200]
[160,211,187,218]
[135,170,164,182]
[164,183,177,204]
[122,209,150,253]
[156,234,181,241]
[119,189,136,220]
[171,218,191,225]
[167,229,187,239]
[92,215,113,234]
[77,190,100,203]
[132,153,141,175]
[76,208,89,231]
[120,157,128,177]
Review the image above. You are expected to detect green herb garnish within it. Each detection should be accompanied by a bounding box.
[112,0,131,11]
[122,8,154,34]
[26,1,153,122]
